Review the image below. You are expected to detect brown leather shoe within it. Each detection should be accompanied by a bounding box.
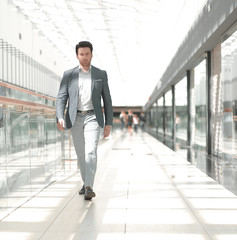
[84,187,96,200]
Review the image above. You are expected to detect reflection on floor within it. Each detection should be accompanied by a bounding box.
[0,130,237,240]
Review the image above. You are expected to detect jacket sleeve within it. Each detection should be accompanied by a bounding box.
[102,71,113,126]
[56,71,69,121]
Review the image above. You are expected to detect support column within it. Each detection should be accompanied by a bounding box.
[206,51,212,175]
[172,85,176,151]
[187,70,192,162]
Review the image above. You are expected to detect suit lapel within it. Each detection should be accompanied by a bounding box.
[70,66,79,93]
[71,65,95,96]
[91,65,95,93]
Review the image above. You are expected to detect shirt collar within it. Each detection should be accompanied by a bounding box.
[79,65,91,73]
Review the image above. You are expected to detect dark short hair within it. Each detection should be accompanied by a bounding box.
[75,41,93,54]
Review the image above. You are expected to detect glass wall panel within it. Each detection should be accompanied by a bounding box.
[0,102,70,219]
[157,97,164,141]
[4,109,32,210]
[45,116,57,180]
[0,38,69,217]
[222,35,237,153]
[0,103,7,215]
[29,113,45,193]
[214,29,237,194]
[0,39,3,81]
[164,90,173,148]
[175,77,188,157]
[193,59,207,171]
[147,102,158,137]
[150,102,158,134]
[165,91,172,135]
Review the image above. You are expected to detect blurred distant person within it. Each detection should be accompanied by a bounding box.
[139,112,146,132]
[127,109,134,136]
[119,110,127,130]
[56,41,113,200]
[133,114,139,133]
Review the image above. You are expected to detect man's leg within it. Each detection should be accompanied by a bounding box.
[84,114,101,189]
[71,114,86,183]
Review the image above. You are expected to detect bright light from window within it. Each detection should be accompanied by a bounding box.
[11,0,208,106]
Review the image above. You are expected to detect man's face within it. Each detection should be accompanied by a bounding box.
[76,47,92,68]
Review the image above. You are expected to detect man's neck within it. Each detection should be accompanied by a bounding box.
[80,65,90,72]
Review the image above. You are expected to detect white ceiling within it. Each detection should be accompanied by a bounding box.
[11,0,207,106]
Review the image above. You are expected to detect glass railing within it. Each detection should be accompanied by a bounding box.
[0,81,74,220]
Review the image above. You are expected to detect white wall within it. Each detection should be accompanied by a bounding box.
[0,0,70,77]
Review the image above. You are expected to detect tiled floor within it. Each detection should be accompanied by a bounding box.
[0,130,237,240]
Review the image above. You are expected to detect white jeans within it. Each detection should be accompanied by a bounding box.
[71,112,101,188]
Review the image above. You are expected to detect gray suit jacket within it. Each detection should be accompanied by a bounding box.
[56,65,113,129]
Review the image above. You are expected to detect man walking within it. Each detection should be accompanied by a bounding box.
[56,41,113,200]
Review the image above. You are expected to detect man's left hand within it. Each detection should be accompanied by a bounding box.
[104,125,111,138]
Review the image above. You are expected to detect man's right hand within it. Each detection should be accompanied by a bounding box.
[57,118,65,131]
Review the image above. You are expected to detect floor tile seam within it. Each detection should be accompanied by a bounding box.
[123,148,182,233]
[38,191,78,240]
[187,208,237,211]
[0,180,56,222]
[98,134,131,236]
[124,208,196,212]
[164,191,217,239]
[123,229,217,233]
[207,230,237,233]
[201,225,237,231]
[124,180,130,234]
[35,174,83,238]
[98,134,198,235]
[126,197,184,199]
[123,198,127,233]
[143,136,215,240]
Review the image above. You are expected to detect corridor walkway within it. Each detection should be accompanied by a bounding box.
[0,130,237,240]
